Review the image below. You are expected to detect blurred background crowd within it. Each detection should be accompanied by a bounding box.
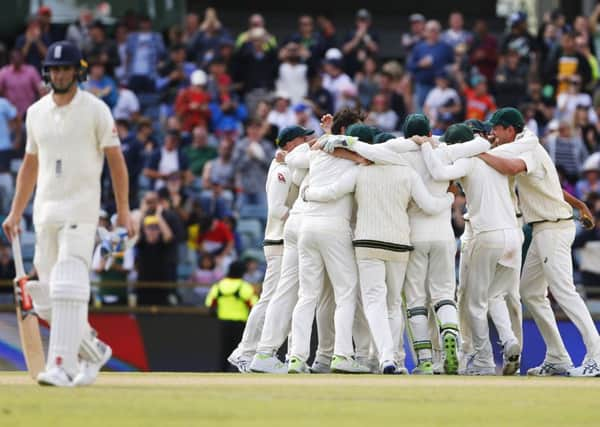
[0,1,598,308]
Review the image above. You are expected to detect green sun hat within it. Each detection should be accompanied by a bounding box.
[402,114,431,137]
[276,125,315,146]
[439,123,475,144]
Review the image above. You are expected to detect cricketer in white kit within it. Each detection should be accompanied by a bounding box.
[228,126,313,372]
[420,123,523,375]
[479,107,600,377]
[305,125,454,374]
[3,41,133,387]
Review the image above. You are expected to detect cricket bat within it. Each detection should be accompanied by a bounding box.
[12,234,45,379]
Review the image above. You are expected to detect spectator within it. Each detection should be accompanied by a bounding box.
[367,93,398,132]
[65,8,94,50]
[341,9,380,77]
[590,4,600,60]
[267,92,296,130]
[233,120,275,215]
[182,13,200,51]
[469,19,498,83]
[157,43,196,107]
[209,74,248,133]
[355,56,380,109]
[407,20,454,110]
[285,14,325,70]
[276,42,309,104]
[545,30,592,98]
[0,95,17,212]
[158,185,188,272]
[235,14,277,52]
[556,75,595,123]
[191,253,224,286]
[316,15,338,51]
[135,214,175,305]
[36,6,62,44]
[15,17,50,71]
[83,21,120,77]
[460,74,496,121]
[402,14,426,58]
[494,48,529,108]
[174,69,211,133]
[82,60,118,108]
[545,121,589,183]
[206,57,229,99]
[0,49,42,119]
[524,78,555,128]
[501,11,537,66]
[144,130,192,190]
[574,106,600,153]
[202,138,237,200]
[322,48,356,112]
[243,256,264,285]
[423,69,461,124]
[0,244,14,302]
[205,261,256,371]
[114,23,129,85]
[378,70,407,129]
[164,172,192,224]
[293,103,321,135]
[254,100,279,142]
[308,74,334,117]
[575,33,599,91]
[233,27,278,99]
[441,12,472,49]
[576,154,600,200]
[115,119,144,207]
[573,210,600,288]
[197,216,236,270]
[133,116,157,166]
[189,8,231,67]
[125,15,167,93]
[167,24,184,48]
[113,84,140,122]
[184,126,218,177]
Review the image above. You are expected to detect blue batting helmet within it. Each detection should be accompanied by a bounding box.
[42,41,88,83]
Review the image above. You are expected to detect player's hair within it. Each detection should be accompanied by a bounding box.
[227,261,247,279]
[332,108,364,134]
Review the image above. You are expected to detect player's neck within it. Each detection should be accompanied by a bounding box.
[52,86,78,107]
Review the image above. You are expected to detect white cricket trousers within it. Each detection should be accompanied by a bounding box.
[463,229,521,368]
[237,252,283,357]
[291,216,358,362]
[357,258,407,363]
[522,222,600,363]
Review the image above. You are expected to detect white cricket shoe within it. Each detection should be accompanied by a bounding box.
[309,360,331,374]
[502,339,521,376]
[227,352,252,374]
[567,358,600,377]
[395,365,409,375]
[250,353,288,374]
[287,356,310,374]
[330,355,370,374]
[527,361,572,376]
[73,341,112,386]
[37,366,74,387]
[463,354,496,376]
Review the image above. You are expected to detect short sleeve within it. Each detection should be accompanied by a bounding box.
[518,150,542,177]
[25,112,38,155]
[96,101,120,149]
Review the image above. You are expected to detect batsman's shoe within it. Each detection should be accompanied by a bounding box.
[527,361,572,377]
[567,357,600,377]
[73,341,112,387]
[395,365,409,375]
[228,353,252,374]
[249,353,287,374]
[37,366,74,387]
[442,331,459,375]
[288,356,310,374]
[380,360,398,375]
[330,355,371,374]
[309,360,331,374]
[464,353,496,376]
[412,360,434,375]
[502,339,521,376]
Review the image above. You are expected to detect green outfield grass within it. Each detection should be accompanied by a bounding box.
[0,372,598,427]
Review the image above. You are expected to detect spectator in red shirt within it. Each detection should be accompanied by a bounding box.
[175,69,211,132]
[469,19,498,83]
[461,74,496,121]
[0,49,42,118]
[197,216,235,268]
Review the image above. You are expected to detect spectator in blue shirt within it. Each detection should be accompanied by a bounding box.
[125,15,166,93]
[0,96,17,214]
[83,60,118,108]
[408,20,454,111]
[144,130,192,190]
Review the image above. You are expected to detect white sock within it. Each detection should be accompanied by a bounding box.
[47,299,87,377]
[436,304,459,333]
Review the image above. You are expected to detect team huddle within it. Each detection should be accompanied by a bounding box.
[227,107,600,377]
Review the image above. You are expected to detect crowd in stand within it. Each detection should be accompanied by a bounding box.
[0,5,599,305]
